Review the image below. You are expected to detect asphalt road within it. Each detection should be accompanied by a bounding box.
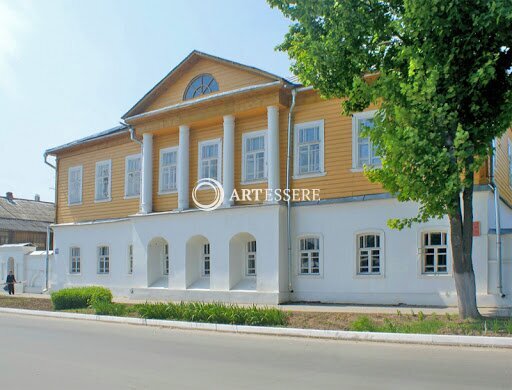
[0,314,510,389]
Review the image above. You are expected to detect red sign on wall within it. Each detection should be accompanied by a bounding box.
[473,221,480,237]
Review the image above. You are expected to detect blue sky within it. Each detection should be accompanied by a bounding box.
[0,0,292,202]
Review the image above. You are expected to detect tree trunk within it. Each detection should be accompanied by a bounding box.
[448,178,480,319]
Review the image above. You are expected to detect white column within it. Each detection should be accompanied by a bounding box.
[178,125,190,210]
[141,133,153,214]
[267,106,280,202]
[223,115,235,206]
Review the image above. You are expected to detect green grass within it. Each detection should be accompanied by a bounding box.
[349,314,512,335]
[134,301,287,326]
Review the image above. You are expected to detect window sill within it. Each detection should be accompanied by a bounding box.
[297,273,324,279]
[351,165,382,173]
[158,190,178,196]
[68,202,83,207]
[353,273,385,279]
[96,273,110,276]
[124,195,140,200]
[94,198,111,203]
[292,171,326,180]
[418,273,452,279]
[68,273,81,276]
[240,179,268,186]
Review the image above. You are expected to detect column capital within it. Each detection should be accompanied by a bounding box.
[223,114,235,124]
[267,105,279,114]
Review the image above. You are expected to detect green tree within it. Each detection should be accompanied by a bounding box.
[269,0,512,318]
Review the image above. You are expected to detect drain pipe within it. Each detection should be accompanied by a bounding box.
[43,152,57,292]
[123,121,143,146]
[489,139,505,298]
[286,88,297,293]
[44,225,52,291]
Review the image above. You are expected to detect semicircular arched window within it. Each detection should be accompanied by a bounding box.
[183,74,219,100]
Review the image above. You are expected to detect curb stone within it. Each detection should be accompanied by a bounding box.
[0,307,511,348]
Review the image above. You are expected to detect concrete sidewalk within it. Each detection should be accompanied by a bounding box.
[9,292,512,316]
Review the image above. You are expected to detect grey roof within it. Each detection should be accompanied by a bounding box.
[45,124,128,155]
[0,196,54,233]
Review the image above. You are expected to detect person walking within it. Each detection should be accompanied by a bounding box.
[6,271,16,295]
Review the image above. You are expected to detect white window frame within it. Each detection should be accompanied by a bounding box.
[202,243,210,277]
[355,232,383,276]
[97,245,110,275]
[69,247,81,274]
[159,146,179,194]
[418,229,450,277]
[352,110,380,170]
[246,240,257,277]
[128,244,133,275]
[124,154,141,199]
[508,139,512,188]
[241,130,268,184]
[68,166,83,206]
[293,120,325,179]
[95,160,112,202]
[198,138,222,182]
[297,235,323,276]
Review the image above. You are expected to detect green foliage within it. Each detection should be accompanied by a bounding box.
[91,301,127,316]
[350,316,377,332]
[269,0,512,224]
[51,286,112,310]
[135,302,287,327]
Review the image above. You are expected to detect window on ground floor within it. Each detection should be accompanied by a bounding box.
[421,231,448,274]
[357,233,381,275]
[202,243,210,277]
[299,236,321,275]
[246,240,256,276]
[70,247,80,274]
[163,244,169,275]
[128,244,133,274]
[97,246,110,274]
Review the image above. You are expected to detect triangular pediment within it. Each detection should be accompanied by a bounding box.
[123,51,287,119]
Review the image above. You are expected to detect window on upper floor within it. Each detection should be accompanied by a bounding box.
[352,110,381,169]
[242,130,267,183]
[159,147,178,193]
[184,74,219,100]
[299,236,321,275]
[95,160,112,202]
[68,166,83,205]
[294,120,325,178]
[198,139,222,181]
[125,154,141,198]
[70,247,80,274]
[357,233,382,275]
[421,231,448,275]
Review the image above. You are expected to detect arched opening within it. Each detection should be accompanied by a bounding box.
[147,237,169,288]
[229,232,257,291]
[186,235,210,289]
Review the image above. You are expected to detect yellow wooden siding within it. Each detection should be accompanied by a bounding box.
[145,58,273,112]
[281,94,384,200]
[152,131,179,212]
[188,121,224,207]
[56,136,140,223]
[494,129,512,205]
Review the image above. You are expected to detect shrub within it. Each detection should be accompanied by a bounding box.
[92,301,127,316]
[51,286,113,310]
[350,316,377,332]
[135,301,287,326]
